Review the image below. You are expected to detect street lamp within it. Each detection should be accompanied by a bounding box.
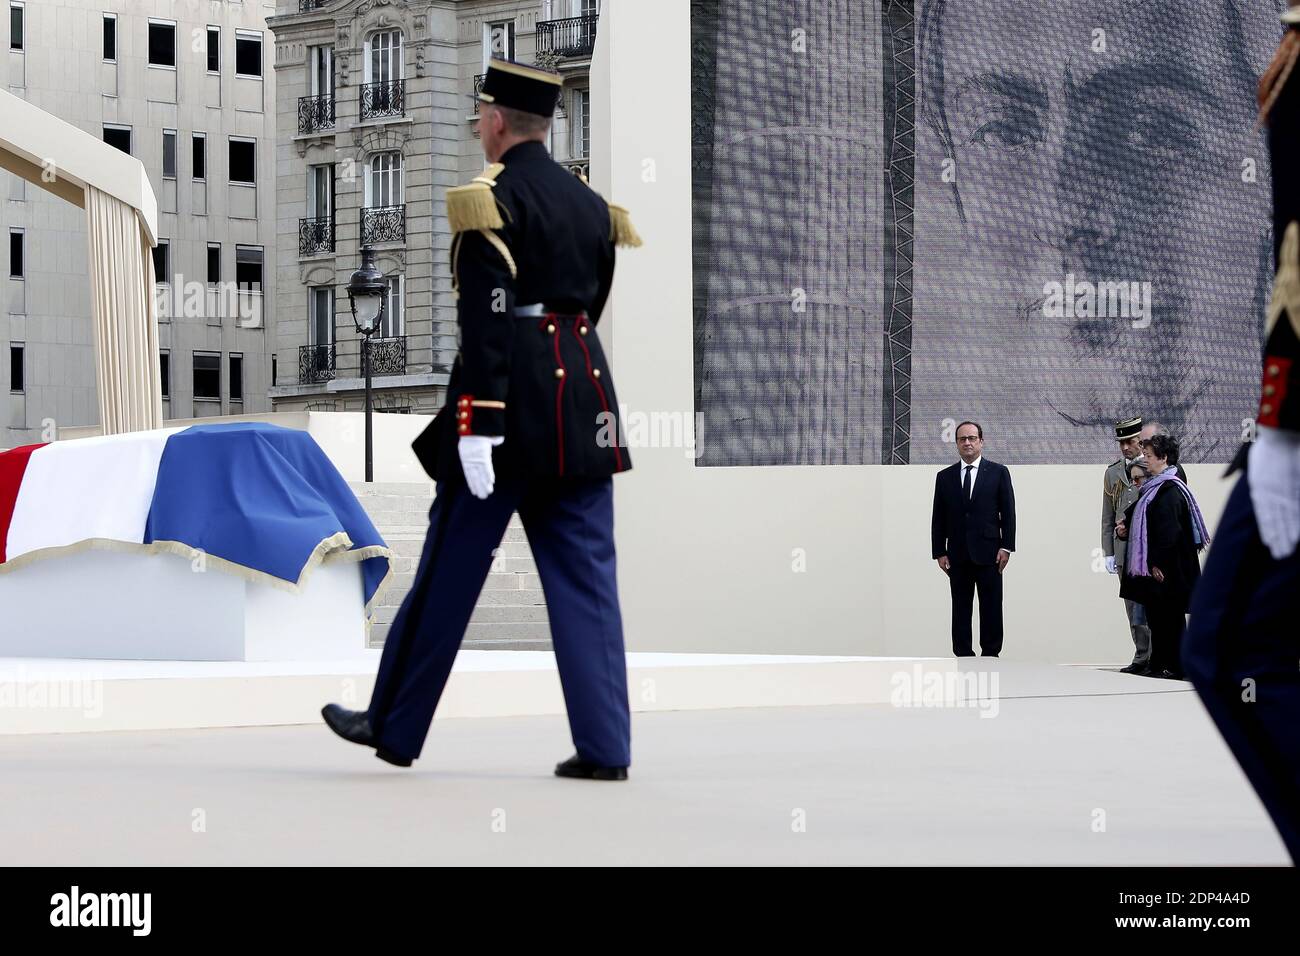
[346,246,387,483]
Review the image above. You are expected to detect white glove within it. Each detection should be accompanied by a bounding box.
[1104,555,1117,575]
[1248,426,1300,560]
[458,435,505,500]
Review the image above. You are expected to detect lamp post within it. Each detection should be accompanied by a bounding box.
[346,246,387,483]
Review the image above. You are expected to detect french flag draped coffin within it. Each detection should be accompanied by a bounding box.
[0,423,392,614]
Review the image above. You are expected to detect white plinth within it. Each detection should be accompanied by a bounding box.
[0,548,368,661]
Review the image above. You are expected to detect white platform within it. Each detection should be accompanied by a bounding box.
[0,549,368,661]
[0,652,1186,736]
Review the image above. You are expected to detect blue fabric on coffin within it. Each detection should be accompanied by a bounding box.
[143,422,392,613]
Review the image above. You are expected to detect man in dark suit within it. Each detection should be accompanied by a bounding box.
[931,421,1017,657]
[320,59,641,778]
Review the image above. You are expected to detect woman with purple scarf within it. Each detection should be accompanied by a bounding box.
[1116,434,1211,679]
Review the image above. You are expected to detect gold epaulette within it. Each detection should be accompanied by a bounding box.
[607,201,643,249]
[446,163,506,234]
[1267,220,1300,340]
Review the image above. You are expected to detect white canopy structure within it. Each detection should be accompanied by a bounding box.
[0,88,161,435]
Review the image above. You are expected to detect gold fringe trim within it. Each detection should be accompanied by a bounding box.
[447,182,503,233]
[1267,220,1300,341]
[480,228,517,279]
[608,202,643,248]
[0,535,396,619]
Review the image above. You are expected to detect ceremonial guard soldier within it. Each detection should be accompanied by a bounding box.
[1184,4,1300,861]
[1102,416,1152,673]
[322,59,642,779]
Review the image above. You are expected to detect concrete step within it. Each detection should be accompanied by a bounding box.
[465,622,554,642]
[496,540,535,557]
[492,556,538,574]
[469,604,550,624]
[482,571,542,590]
[475,588,547,606]
[460,637,554,651]
[348,481,434,497]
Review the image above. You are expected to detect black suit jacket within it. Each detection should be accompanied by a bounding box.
[931,459,1017,566]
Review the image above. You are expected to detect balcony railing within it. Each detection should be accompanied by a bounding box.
[298,93,335,134]
[367,336,407,376]
[360,79,404,121]
[299,344,336,384]
[298,1,329,12]
[299,216,335,257]
[536,15,599,59]
[472,72,486,115]
[560,159,590,180]
[361,204,405,245]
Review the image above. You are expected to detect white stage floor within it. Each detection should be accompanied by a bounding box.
[0,655,1285,864]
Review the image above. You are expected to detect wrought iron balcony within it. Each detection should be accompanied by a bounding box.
[360,79,404,121]
[299,344,336,384]
[298,93,335,134]
[298,0,329,11]
[299,216,335,257]
[560,159,590,180]
[472,73,486,115]
[367,336,407,376]
[361,204,405,245]
[536,15,599,59]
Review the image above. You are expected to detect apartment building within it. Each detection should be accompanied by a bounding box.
[266,0,598,416]
[1,0,278,447]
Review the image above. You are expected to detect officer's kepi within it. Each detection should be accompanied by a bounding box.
[474,58,562,117]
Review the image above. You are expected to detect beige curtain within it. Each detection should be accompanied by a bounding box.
[84,185,162,434]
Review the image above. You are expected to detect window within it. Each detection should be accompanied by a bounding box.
[309,45,333,96]
[235,30,262,77]
[8,229,22,278]
[310,287,334,346]
[152,240,169,284]
[229,138,256,185]
[366,30,401,84]
[9,2,22,52]
[573,89,590,159]
[9,344,23,393]
[206,26,219,73]
[366,152,402,207]
[162,129,176,178]
[192,132,206,180]
[235,245,262,293]
[271,353,277,386]
[103,124,131,155]
[147,20,175,68]
[381,275,403,338]
[159,351,170,399]
[230,354,243,402]
[102,13,116,61]
[193,353,220,401]
[206,244,220,285]
[308,164,334,217]
[484,20,514,67]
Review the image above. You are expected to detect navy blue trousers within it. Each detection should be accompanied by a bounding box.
[367,475,631,767]
[1184,476,1300,861]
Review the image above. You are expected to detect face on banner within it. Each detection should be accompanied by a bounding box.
[913,0,1276,462]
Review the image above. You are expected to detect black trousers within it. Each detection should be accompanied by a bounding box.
[1145,600,1187,676]
[948,558,1003,656]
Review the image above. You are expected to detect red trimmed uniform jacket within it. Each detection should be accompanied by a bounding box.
[413,140,633,482]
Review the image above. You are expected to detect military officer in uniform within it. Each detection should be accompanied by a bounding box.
[321,59,642,779]
[1102,416,1152,674]
[1184,3,1300,862]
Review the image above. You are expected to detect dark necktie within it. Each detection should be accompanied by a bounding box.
[963,464,973,501]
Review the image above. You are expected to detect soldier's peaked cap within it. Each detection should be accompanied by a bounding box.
[476,59,562,117]
[1114,417,1143,441]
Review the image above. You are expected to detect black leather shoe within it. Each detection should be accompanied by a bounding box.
[1119,663,1145,674]
[1148,668,1183,680]
[554,755,628,781]
[376,748,413,768]
[321,704,374,747]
